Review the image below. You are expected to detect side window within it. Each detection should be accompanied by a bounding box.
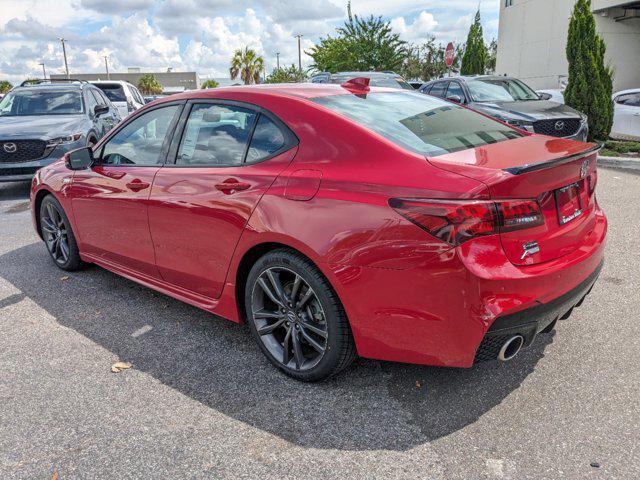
[132,87,145,105]
[421,84,433,94]
[101,105,180,166]
[246,115,286,162]
[429,82,447,98]
[616,93,640,107]
[85,89,99,112]
[445,82,465,102]
[176,104,257,166]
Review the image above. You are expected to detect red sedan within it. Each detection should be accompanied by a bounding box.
[30,80,606,381]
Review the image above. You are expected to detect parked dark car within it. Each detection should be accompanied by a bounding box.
[420,75,588,141]
[310,71,414,90]
[0,79,121,182]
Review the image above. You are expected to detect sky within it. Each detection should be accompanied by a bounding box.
[0,0,499,85]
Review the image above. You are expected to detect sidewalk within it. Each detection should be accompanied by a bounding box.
[598,155,640,170]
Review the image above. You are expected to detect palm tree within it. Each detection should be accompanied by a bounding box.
[138,74,163,95]
[229,47,265,85]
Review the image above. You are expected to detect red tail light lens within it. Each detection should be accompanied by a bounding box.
[389,198,543,246]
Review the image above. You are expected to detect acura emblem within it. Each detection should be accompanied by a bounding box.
[581,158,589,179]
[554,121,565,131]
[3,142,17,153]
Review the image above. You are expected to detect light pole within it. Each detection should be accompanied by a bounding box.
[276,52,280,70]
[58,37,69,78]
[104,56,110,79]
[294,34,303,72]
[39,62,46,80]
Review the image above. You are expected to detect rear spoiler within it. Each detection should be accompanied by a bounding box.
[504,144,601,175]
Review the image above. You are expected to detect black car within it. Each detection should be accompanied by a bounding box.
[309,71,414,90]
[419,75,588,141]
[0,79,121,182]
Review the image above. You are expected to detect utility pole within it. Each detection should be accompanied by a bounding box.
[294,34,303,72]
[276,52,280,70]
[59,38,69,78]
[39,62,46,80]
[103,56,110,79]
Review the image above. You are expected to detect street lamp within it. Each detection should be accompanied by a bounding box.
[38,62,46,80]
[58,37,69,79]
[294,34,303,72]
[103,56,110,80]
[276,52,280,70]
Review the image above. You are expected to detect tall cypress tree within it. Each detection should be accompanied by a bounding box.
[460,10,487,75]
[564,0,613,141]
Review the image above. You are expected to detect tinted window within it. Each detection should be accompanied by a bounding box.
[246,115,286,162]
[446,82,465,101]
[177,104,257,166]
[616,93,640,107]
[428,82,447,98]
[312,91,522,157]
[85,90,99,112]
[101,105,179,165]
[467,79,539,102]
[0,89,83,116]
[96,83,126,102]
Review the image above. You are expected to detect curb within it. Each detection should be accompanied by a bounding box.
[598,155,640,170]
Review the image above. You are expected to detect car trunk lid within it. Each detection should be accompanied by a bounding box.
[427,135,600,266]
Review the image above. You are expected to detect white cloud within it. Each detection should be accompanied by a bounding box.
[391,11,438,41]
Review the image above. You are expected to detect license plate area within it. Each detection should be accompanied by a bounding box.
[555,182,582,225]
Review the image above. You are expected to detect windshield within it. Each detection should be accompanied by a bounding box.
[312,91,522,156]
[95,84,127,102]
[0,89,84,116]
[467,79,539,102]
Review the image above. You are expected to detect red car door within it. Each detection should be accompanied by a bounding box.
[147,101,298,298]
[70,103,183,277]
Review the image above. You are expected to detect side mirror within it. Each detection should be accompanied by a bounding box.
[94,104,109,117]
[447,95,463,104]
[65,146,94,170]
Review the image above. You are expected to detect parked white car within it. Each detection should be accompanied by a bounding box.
[536,89,565,104]
[611,89,640,141]
[90,80,145,119]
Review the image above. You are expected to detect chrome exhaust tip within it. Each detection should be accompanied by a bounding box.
[498,335,524,362]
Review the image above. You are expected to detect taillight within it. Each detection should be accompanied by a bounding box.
[389,198,543,246]
[588,170,597,196]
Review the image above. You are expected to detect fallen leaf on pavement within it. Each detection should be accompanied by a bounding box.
[51,468,58,480]
[415,380,422,388]
[60,276,69,281]
[111,361,132,373]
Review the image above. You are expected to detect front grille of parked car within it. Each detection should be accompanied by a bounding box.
[0,166,41,176]
[533,118,580,137]
[0,140,47,163]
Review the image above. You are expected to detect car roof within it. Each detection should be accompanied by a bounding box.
[425,75,518,84]
[613,88,640,96]
[14,83,85,91]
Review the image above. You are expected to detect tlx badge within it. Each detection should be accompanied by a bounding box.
[580,158,590,179]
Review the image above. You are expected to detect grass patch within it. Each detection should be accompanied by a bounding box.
[601,140,640,157]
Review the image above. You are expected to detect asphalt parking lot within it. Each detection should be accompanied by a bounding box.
[0,168,638,479]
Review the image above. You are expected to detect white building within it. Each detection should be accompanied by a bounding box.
[496,0,640,91]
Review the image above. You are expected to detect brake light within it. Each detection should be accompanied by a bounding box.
[389,198,543,246]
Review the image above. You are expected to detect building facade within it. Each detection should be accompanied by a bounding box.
[496,0,640,92]
[51,70,200,93]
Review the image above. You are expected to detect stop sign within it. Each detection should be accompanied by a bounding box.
[445,42,455,67]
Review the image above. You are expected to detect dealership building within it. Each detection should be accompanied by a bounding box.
[496,0,640,92]
[51,69,200,93]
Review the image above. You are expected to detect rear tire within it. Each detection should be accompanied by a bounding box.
[39,195,82,271]
[245,249,356,382]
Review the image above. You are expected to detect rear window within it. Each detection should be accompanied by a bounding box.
[312,91,522,156]
[95,83,126,102]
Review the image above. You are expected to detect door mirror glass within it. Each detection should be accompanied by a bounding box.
[94,104,109,117]
[66,147,94,170]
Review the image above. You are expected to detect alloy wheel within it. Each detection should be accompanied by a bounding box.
[250,267,328,371]
[41,203,70,265]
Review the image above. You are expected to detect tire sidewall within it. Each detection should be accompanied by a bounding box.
[40,195,81,271]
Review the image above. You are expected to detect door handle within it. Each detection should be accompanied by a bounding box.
[215,179,251,193]
[126,179,150,192]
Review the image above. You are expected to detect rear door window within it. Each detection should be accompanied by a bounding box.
[176,104,257,166]
[96,84,126,102]
[445,82,465,102]
[428,82,448,98]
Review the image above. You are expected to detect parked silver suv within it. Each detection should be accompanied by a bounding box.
[420,75,588,141]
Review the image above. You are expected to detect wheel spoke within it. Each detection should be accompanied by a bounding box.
[296,287,314,310]
[266,269,288,304]
[257,277,284,308]
[59,238,70,261]
[300,328,325,353]
[257,317,286,336]
[282,328,292,366]
[45,203,56,223]
[41,217,57,234]
[290,275,302,304]
[300,320,328,338]
[253,310,283,320]
[291,329,304,369]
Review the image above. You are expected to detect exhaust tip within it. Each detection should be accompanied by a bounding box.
[498,335,524,362]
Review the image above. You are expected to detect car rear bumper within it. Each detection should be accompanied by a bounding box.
[333,204,607,367]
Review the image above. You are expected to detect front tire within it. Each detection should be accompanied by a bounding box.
[39,195,82,271]
[245,249,356,382]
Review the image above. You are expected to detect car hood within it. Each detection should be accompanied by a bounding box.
[470,100,582,122]
[0,115,87,140]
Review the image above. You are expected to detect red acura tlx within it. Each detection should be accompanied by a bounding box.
[30,80,606,381]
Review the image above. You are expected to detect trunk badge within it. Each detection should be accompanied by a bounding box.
[580,158,589,179]
[521,241,540,260]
